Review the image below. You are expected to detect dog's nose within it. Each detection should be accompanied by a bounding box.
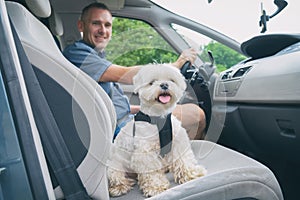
[160,83,169,90]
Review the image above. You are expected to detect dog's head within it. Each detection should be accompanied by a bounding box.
[133,64,186,116]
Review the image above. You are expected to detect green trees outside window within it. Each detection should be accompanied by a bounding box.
[106,17,246,72]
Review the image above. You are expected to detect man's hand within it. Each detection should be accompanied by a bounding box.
[173,48,197,69]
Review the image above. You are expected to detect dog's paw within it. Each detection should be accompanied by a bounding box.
[175,165,207,184]
[109,178,135,197]
[193,165,207,178]
[142,183,169,197]
[139,173,170,197]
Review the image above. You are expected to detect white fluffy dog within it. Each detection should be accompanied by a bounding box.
[107,64,206,197]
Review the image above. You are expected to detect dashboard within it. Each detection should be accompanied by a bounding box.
[214,34,300,104]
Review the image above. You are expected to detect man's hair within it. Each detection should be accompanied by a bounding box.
[80,2,111,21]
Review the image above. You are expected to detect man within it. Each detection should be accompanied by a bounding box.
[63,2,206,139]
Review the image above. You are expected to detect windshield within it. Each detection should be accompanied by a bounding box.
[276,41,300,55]
[152,0,300,43]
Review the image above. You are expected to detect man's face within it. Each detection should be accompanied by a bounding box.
[78,8,112,51]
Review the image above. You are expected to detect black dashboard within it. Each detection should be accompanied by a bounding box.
[241,34,300,59]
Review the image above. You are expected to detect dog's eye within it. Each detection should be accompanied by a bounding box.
[170,79,175,83]
[149,80,155,85]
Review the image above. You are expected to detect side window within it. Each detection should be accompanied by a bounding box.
[106,17,178,66]
[171,24,246,73]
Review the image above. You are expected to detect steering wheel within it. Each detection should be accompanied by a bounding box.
[180,61,212,133]
[180,61,196,79]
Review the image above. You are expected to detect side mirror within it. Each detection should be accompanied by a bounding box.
[259,0,288,33]
[270,0,288,18]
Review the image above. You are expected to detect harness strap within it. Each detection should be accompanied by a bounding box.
[134,111,172,156]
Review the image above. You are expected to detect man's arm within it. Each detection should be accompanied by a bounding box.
[99,48,197,84]
[99,64,141,84]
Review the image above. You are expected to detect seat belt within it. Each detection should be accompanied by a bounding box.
[10,19,91,200]
[0,15,48,200]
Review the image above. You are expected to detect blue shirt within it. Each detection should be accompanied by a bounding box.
[63,40,132,136]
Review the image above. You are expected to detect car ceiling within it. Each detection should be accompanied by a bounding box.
[50,0,153,14]
[9,0,241,54]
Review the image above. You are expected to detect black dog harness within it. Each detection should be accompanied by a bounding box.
[134,111,173,156]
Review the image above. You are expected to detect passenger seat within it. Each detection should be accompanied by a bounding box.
[6,1,116,199]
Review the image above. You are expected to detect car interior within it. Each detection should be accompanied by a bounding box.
[2,0,299,199]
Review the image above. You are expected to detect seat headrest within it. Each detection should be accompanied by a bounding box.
[25,0,51,17]
[6,1,61,57]
[48,7,63,36]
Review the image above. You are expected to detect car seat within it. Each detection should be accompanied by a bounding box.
[6,0,284,199]
[6,1,116,199]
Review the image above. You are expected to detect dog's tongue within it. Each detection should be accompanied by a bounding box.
[159,95,171,104]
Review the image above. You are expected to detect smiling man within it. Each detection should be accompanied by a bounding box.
[78,4,112,52]
[63,2,206,140]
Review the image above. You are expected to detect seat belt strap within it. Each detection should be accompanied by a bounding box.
[10,18,90,200]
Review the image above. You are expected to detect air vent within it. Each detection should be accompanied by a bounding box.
[221,70,232,80]
[232,66,252,78]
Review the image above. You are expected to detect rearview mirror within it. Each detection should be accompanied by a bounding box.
[259,0,288,33]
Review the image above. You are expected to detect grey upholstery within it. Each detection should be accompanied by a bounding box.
[48,6,64,36]
[24,0,51,17]
[112,140,283,200]
[6,1,116,200]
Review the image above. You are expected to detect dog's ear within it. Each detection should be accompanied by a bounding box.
[133,73,141,94]
[133,86,140,94]
[178,73,187,91]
